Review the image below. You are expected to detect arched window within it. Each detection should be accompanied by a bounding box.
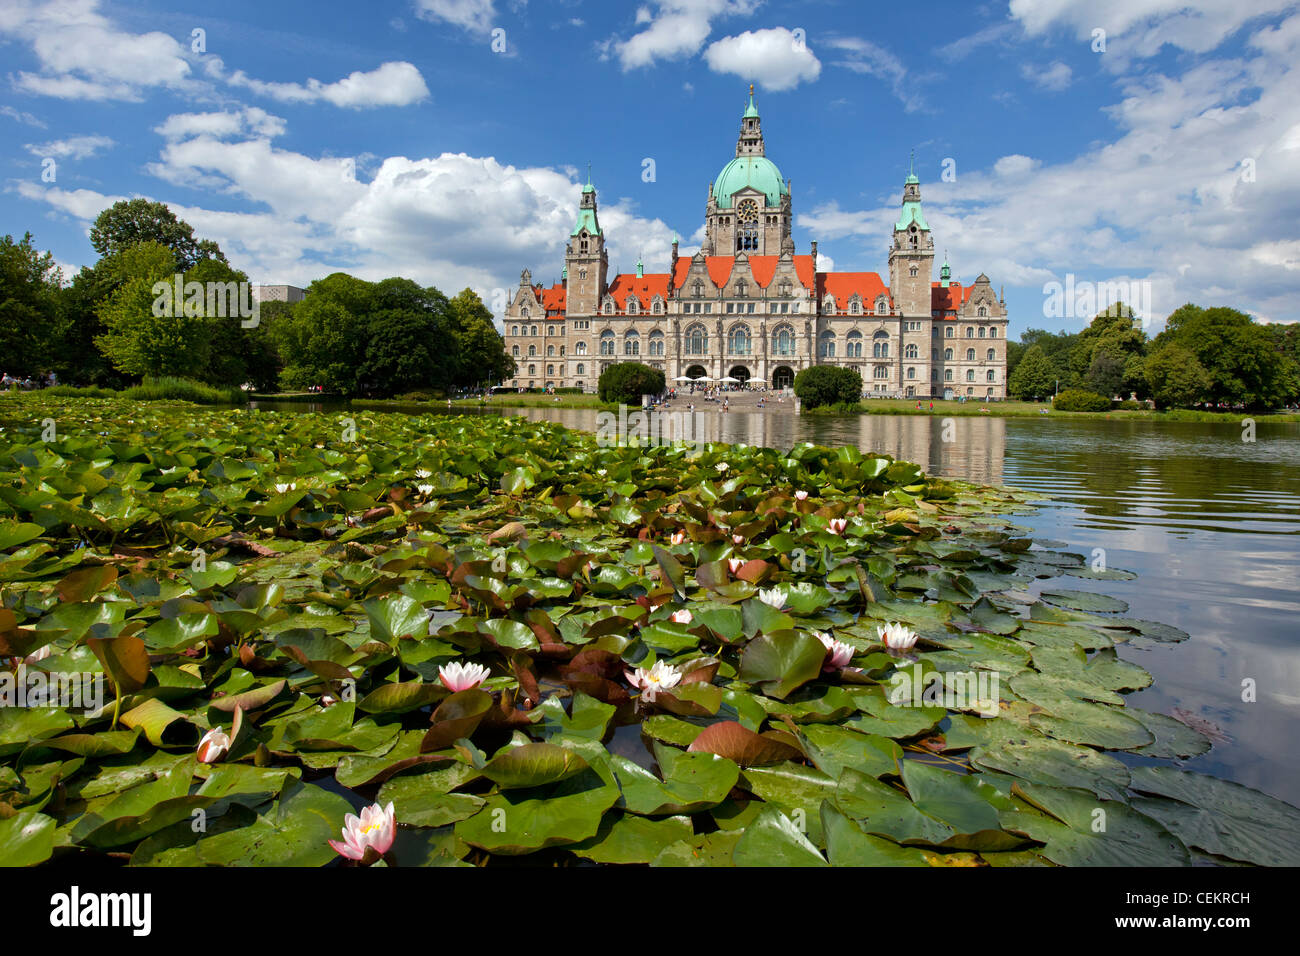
[944,369,953,381]
[909,265,918,276]
[560,346,566,356]
[528,345,536,357]
[579,269,587,280]
[966,348,976,361]
[576,363,585,375]
[944,347,953,360]
[599,331,615,355]
[624,330,640,356]
[685,324,708,354]
[510,325,518,336]
[846,331,863,358]
[987,369,996,382]
[876,297,888,315]
[576,342,587,355]
[905,343,918,358]
[547,365,554,375]
[966,369,975,382]
[528,364,536,375]
[692,281,704,298]
[819,330,836,357]
[547,345,555,356]
[603,296,616,315]
[627,298,638,315]
[652,297,663,314]
[521,307,530,318]
[648,331,664,356]
[511,345,519,357]
[945,326,954,338]
[907,367,916,379]
[965,327,975,338]
[987,348,995,361]
[728,324,751,354]
[823,296,836,315]
[850,299,860,315]
[977,306,988,317]
[872,331,890,358]
[989,327,998,338]
[773,325,795,356]
[874,365,888,379]
[978,326,986,338]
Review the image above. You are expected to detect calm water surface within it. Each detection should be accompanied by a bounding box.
[254,400,1300,806]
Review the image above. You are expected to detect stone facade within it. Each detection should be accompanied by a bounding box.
[503,91,1009,399]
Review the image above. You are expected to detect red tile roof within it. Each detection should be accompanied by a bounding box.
[931,282,972,313]
[816,272,891,310]
[541,284,566,315]
[606,273,670,310]
[669,254,817,292]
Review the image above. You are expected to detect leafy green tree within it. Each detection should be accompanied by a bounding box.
[1143,343,1212,409]
[1155,304,1291,409]
[0,233,66,378]
[1007,344,1056,400]
[1071,304,1147,391]
[1085,345,1126,398]
[94,243,213,379]
[1016,328,1081,389]
[273,275,370,394]
[598,362,666,404]
[89,199,226,272]
[447,288,514,388]
[58,264,129,386]
[793,365,862,408]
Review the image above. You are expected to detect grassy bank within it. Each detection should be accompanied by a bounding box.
[449,393,618,410]
[804,397,1300,423]
[14,376,245,406]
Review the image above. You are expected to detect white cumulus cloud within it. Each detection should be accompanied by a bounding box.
[704,27,822,91]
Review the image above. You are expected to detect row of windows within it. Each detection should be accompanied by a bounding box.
[837,366,1001,382]
[510,318,1001,339]
[521,364,590,376]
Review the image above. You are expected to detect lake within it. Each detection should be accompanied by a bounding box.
[253,399,1300,807]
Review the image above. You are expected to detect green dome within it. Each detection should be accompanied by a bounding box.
[714,155,788,209]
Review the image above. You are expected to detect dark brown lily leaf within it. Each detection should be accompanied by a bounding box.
[209,678,287,713]
[421,688,493,753]
[686,720,804,767]
[55,565,118,603]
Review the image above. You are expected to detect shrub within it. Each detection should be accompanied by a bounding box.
[598,362,666,405]
[1052,388,1112,412]
[794,365,862,409]
[42,384,119,399]
[394,390,437,402]
[120,376,244,405]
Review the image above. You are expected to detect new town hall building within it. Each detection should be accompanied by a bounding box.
[502,91,1008,399]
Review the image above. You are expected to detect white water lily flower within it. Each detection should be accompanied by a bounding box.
[757,588,785,609]
[815,631,855,671]
[417,483,434,496]
[716,462,729,472]
[878,622,919,651]
[329,801,396,862]
[196,727,231,763]
[624,660,682,703]
[727,557,744,574]
[274,482,296,494]
[827,517,847,535]
[438,661,491,692]
[670,609,693,625]
[670,531,686,545]
[794,490,809,501]
[415,468,433,479]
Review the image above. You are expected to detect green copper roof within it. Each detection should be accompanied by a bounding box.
[570,208,601,237]
[582,163,594,193]
[895,199,929,232]
[743,88,759,118]
[714,155,788,208]
[636,257,643,277]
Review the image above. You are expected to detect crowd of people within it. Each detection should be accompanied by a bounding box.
[1,371,58,390]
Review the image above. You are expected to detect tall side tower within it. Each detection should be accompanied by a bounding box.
[565,169,608,316]
[887,159,935,316]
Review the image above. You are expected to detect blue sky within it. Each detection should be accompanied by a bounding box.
[3,0,1299,338]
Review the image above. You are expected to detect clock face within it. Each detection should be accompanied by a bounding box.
[737,199,759,223]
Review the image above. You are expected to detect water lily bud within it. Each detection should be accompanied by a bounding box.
[197,727,231,763]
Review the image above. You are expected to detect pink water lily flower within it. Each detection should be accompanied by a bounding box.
[670,531,686,545]
[727,557,745,574]
[815,632,855,671]
[624,660,683,703]
[827,518,848,535]
[670,609,693,625]
[329,801,396,863]
[878,622,919,651]
[732,533,745,545]
[794,490,809,501]
[439,661,491,692]
[196,727,230,764]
